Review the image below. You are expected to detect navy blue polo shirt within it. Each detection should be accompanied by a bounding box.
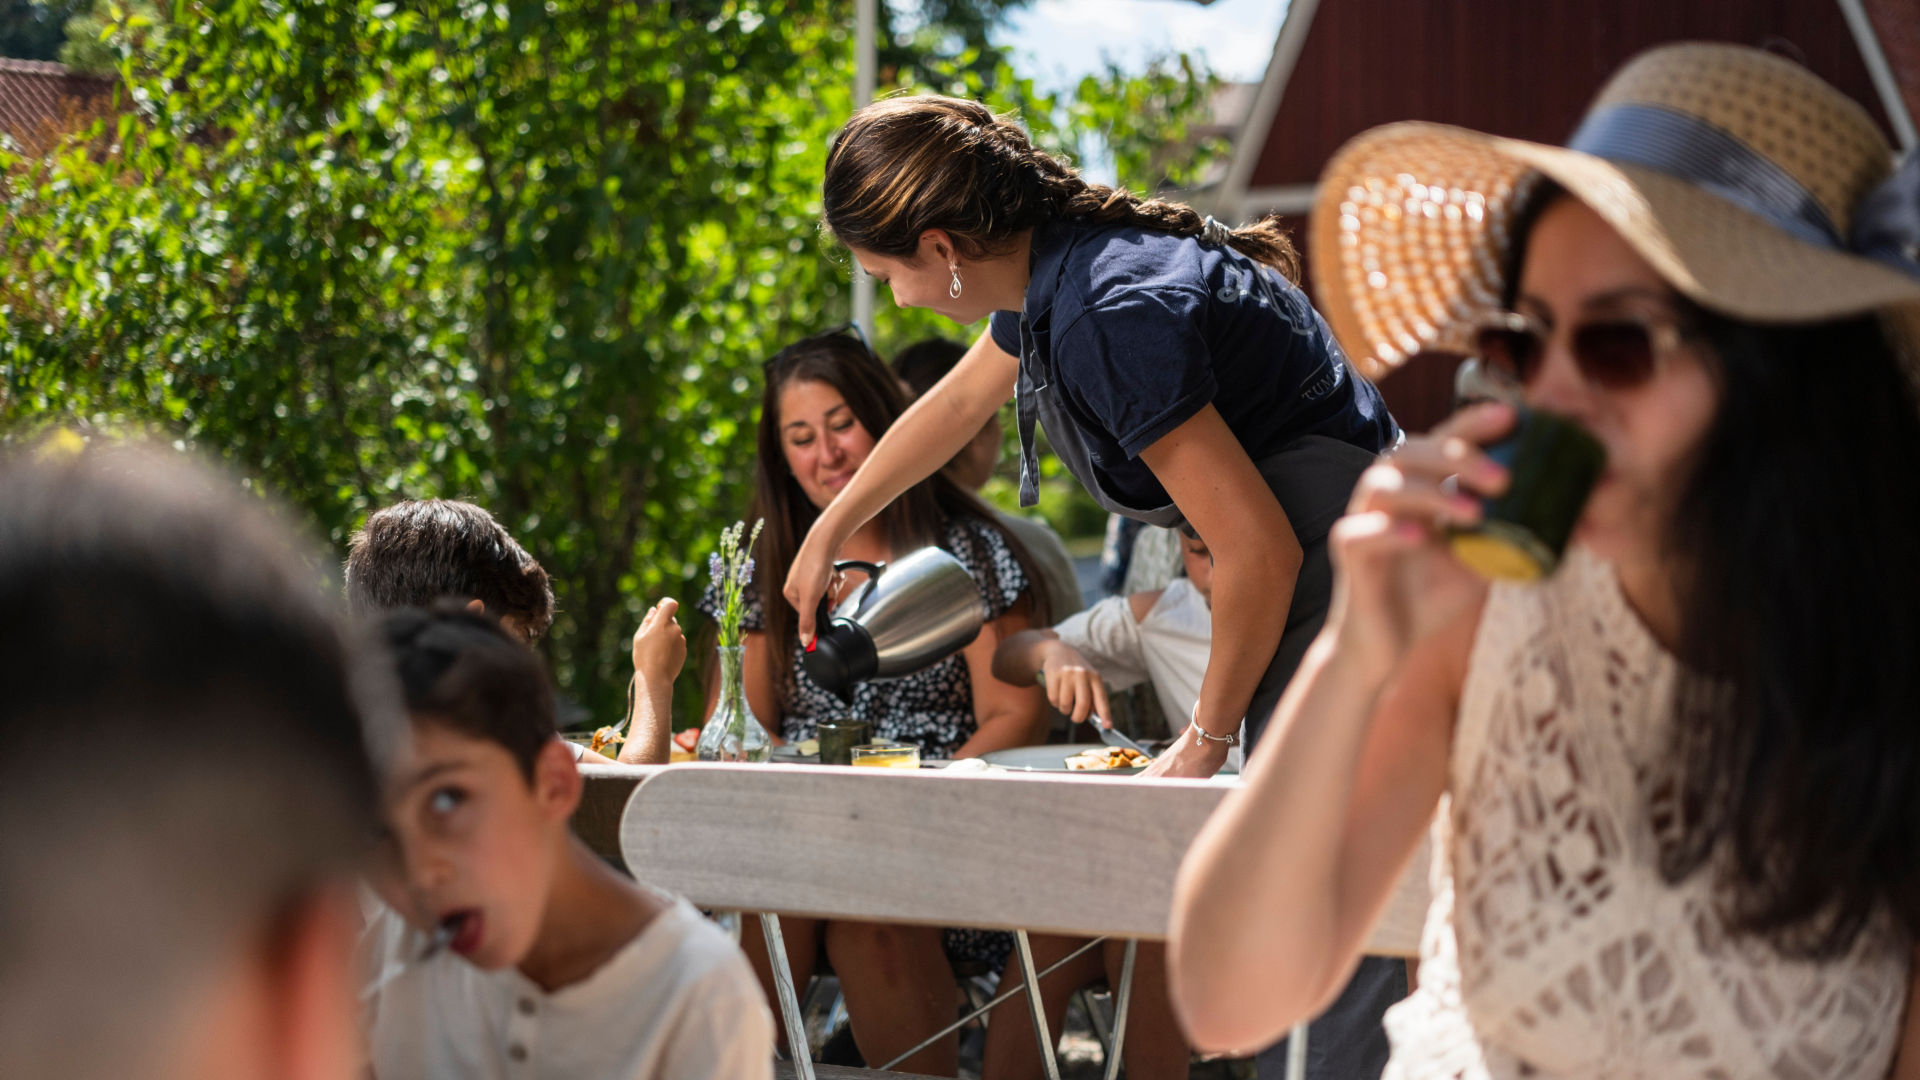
[990,219,1398,511]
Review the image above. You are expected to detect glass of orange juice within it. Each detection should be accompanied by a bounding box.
[850,744,920,769]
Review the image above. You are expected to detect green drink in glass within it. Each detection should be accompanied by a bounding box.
[816,718,872,766]
[1447,359,1608,582]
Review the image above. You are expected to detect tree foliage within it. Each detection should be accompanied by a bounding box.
[0,0,88,60]
[1,0,1225,727]
[57,0,163,74]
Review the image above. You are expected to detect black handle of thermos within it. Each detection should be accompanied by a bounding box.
[830,559,884,612]
[813,559,884,634]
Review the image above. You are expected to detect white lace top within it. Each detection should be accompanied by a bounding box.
[1383,548,1910,1079]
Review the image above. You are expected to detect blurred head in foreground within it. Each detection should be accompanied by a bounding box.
[0,441,382,1080]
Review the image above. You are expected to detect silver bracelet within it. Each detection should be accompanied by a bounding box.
[1188,720,1239,747]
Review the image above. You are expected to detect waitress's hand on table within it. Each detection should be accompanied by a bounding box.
[1141,729,1230,779]
[1034,640,1113,727]
[1328,402,1511,674]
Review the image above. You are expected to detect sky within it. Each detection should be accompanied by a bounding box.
[991,0,1290,94]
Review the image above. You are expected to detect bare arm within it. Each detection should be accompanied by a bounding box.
[990,627,1062,686]
[1137,405,1301,778]
[1170,612,1469,1050]
[618,599,685,765]
[786,331,1020,643]
[1168,404,1516,1051]
[953,601,1051,758]
[618,680,672,765]
[992,627,1118,727]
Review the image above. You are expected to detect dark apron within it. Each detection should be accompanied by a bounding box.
[1014,319,1377,751]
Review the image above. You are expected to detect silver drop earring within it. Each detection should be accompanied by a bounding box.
[949,264,963,300]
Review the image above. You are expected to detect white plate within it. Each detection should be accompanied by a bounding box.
[980,743,1151,775]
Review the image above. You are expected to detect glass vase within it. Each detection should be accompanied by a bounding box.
[696,644,771,763]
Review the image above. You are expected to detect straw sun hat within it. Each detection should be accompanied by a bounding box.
[1309,42,1920,380]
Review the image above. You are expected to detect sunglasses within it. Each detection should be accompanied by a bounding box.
[1471,310,1689,391]
[764,320,874,372]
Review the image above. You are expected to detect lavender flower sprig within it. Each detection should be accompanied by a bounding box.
[711,518,764,649]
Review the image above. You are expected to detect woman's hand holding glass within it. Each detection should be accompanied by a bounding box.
[1328,402,1515,674]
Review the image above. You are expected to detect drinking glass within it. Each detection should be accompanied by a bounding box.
[816,718,872,766]
[850,744,921,769]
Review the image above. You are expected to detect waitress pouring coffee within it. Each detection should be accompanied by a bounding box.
[786,96,1401,779]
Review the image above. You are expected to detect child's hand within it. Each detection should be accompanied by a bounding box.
[1038,640,1112,728]
[632,599,687,686]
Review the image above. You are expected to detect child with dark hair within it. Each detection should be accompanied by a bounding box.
[347,499,558,639]
[346,499,684,765]
[362,605,771,1079]
[0,442,382,1080]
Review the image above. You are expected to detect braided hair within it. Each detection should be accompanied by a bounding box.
[823,95,1299,281]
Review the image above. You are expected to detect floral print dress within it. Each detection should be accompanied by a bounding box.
[700,513,1033,967]
[703,514,1031,757]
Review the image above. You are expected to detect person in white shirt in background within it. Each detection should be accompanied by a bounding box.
[892,337,1085,623]
[361,605,771,1080]
[994,531,1407,1080]
[1002,528,1239,768]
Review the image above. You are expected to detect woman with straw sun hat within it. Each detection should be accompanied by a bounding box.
[1170,41,1920,1079]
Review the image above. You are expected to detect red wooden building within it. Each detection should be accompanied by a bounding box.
[0,58,113,156]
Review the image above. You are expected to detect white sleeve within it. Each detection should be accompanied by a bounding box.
[1051,595,1150,692]
[651,965,775,1080]
[358,900,428,1078]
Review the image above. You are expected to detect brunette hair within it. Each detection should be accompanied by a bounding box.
[345,499,555,640]
[823,95,1299,280]
[380,604,556,782]
[1507,181,1920,959]
[751,329,1048,699]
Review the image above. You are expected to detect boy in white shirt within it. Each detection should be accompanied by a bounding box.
[362,605,772,1080]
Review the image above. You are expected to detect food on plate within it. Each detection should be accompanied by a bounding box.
[1065,746,1151,771]
[587,725,625,755]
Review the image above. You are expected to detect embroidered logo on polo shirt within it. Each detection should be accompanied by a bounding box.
[1300,361,1346,403]
[1215,265,1256,305]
